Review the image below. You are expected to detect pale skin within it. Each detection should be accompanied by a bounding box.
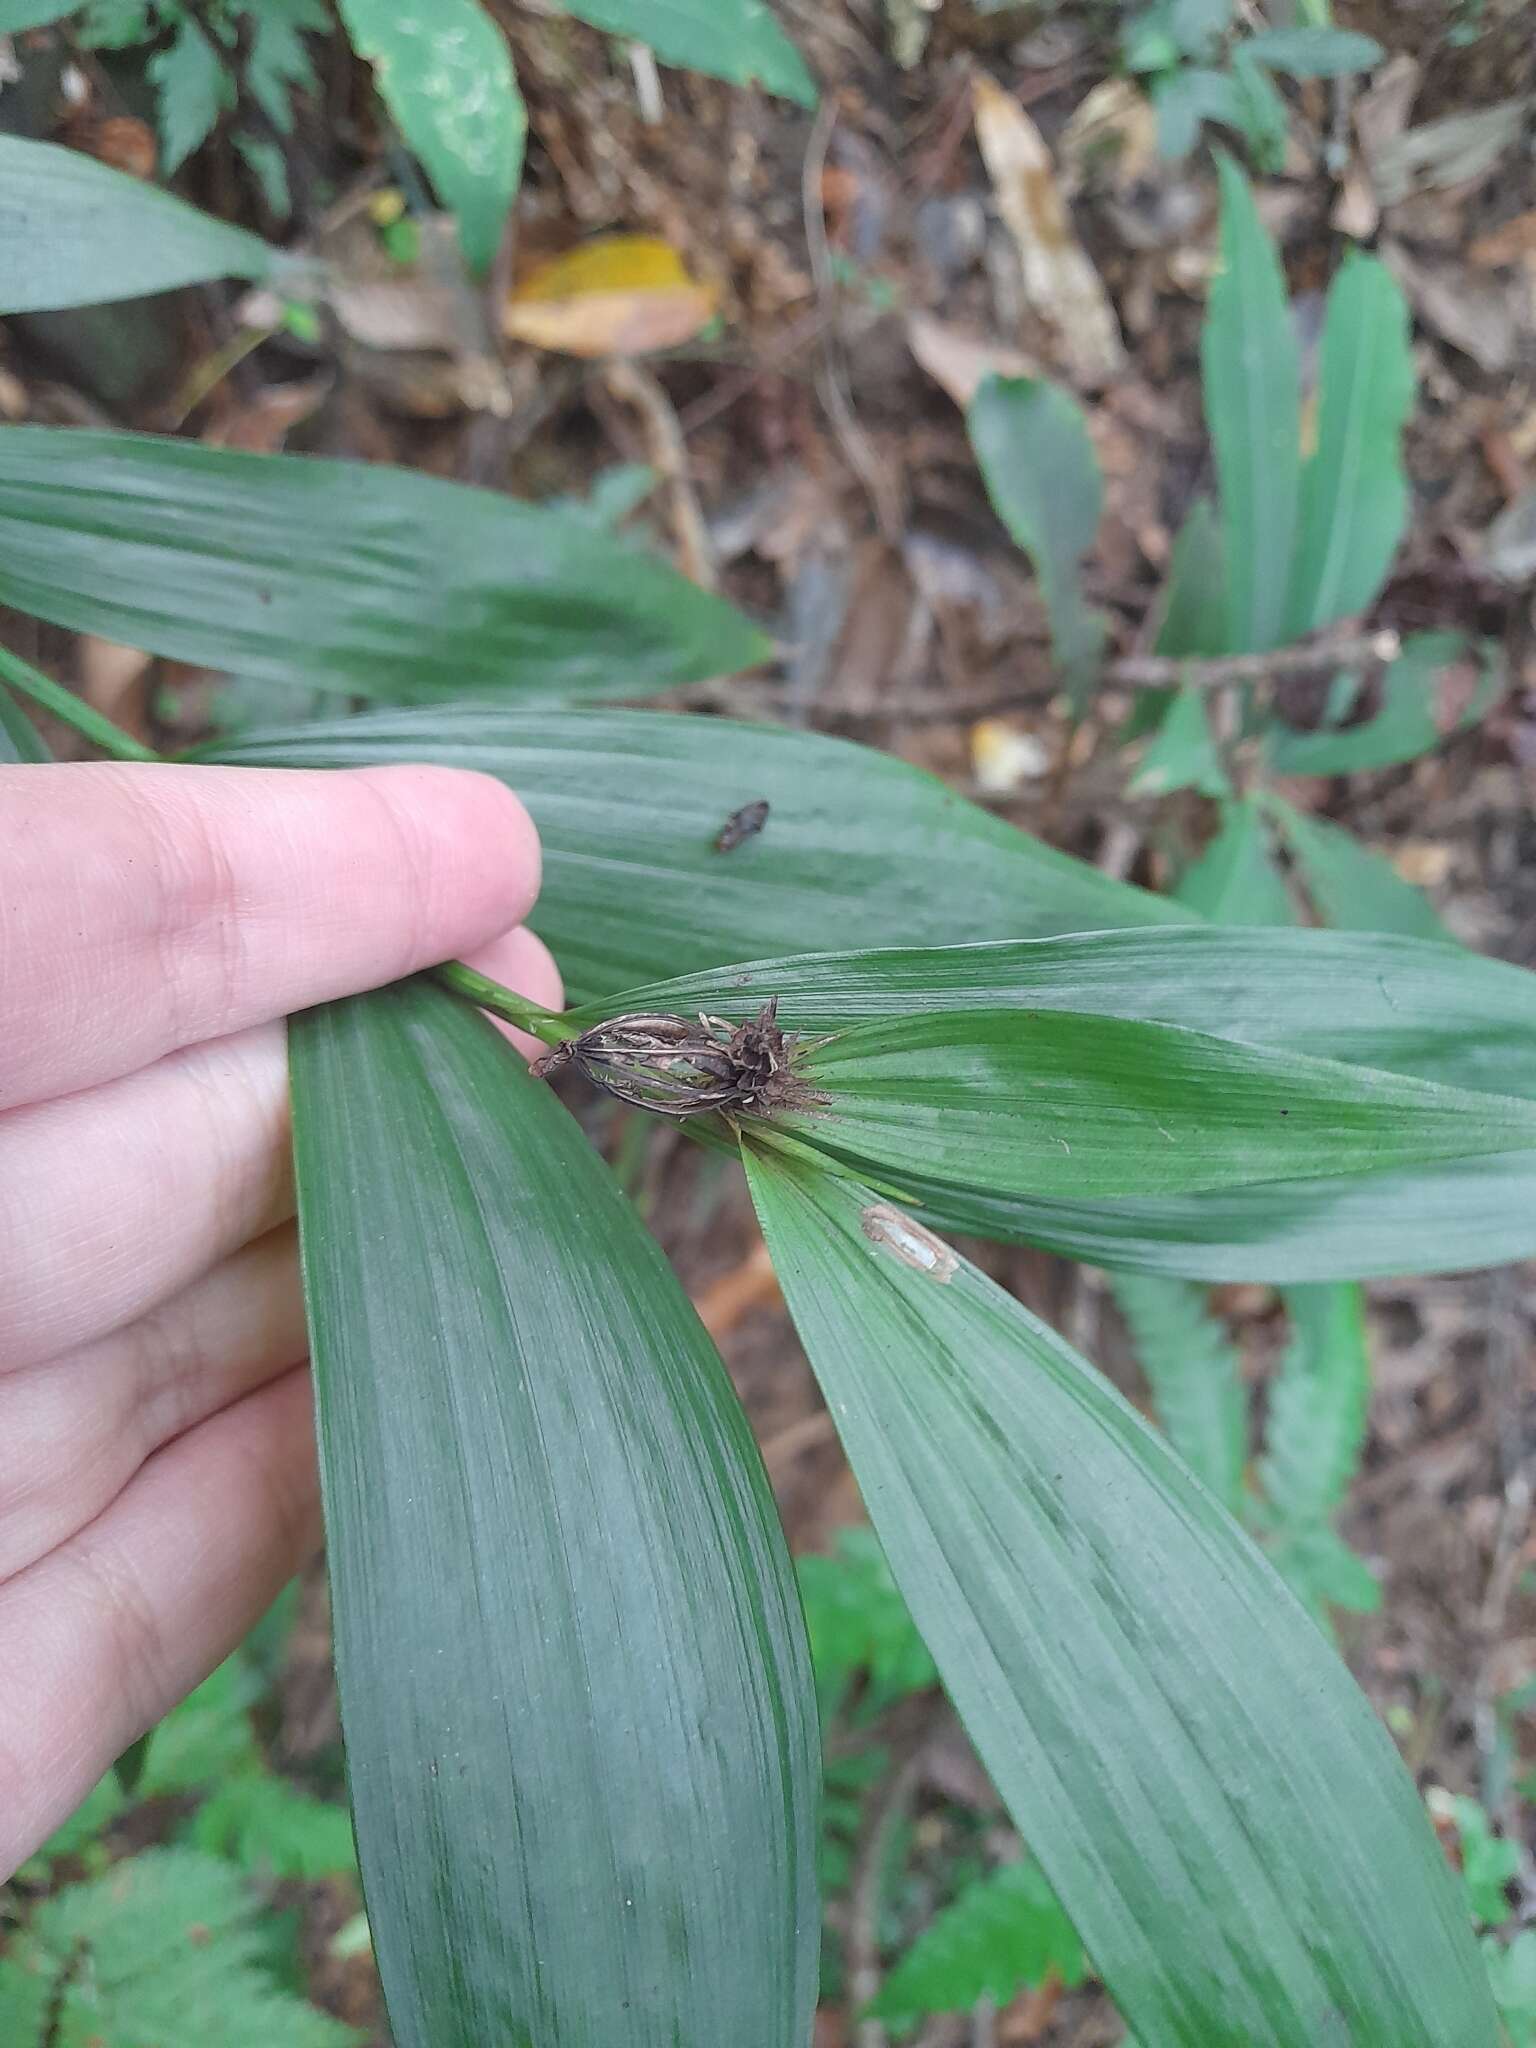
[0,761,560,1876]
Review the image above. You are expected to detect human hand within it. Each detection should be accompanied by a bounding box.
[0,761,558,1874]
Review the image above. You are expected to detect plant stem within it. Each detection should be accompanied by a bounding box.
[0,645,161,763]
[432,961,568,1046]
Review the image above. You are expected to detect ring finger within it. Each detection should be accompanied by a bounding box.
[0,1222,306,1580]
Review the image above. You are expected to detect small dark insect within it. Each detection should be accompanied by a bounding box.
[531,998,816,1121]
[713,799,770,854]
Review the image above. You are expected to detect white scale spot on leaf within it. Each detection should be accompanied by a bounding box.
[859,1203,958,1282]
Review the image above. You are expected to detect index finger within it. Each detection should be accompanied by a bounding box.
[0,761,542,1112]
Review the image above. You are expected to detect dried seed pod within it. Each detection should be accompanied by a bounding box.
[532,998,819,1122]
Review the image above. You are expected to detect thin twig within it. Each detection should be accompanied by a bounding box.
[1111,628,1400,692]
[666,625,1402,728]
[602,358,717,588]
[802,95,903,544]
[676,307,828,436]
[849,1706,945,2048]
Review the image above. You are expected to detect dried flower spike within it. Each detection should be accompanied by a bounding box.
[531,998,816,1121]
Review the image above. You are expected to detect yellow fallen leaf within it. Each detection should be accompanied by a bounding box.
[972,73,1125,389]
[504,235,718,357]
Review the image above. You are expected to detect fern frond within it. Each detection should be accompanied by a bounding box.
[3,1849,358,2047]
[1109,1273,1248,1513]
[869,1860,1086,2026]
[1259,1284,1371,1526]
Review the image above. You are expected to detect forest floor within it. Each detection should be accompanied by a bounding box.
[5,2,1536,2041]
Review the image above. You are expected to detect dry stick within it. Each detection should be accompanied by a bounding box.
[602,358,718,589]
[801,95,904,545]
[1111,628,1400,691]
[698,624,1402,727]
[849,1736,929,2048]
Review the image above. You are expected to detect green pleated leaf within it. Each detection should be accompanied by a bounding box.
[1155,495,1229,659]
[289,979,818,2048]
[197,707,1181,997]
[1108,1273,1248,1512]
[0,685,48,763]
[557,926,1536,1101]
[905,1151,1536,1285]
[743,1150,1498,2048]
[1286,253,1414,636]
[0,135,286,313]
[1267,795,1454,943]
[0,428,769,705]
[336,0,525,275]
[546,925,1536,1282]
[545,0,816,106]
[1203,156,1301,654]
[968,375,1107,700]
[1174,800,1294,924]
[776,1007,1536,1201]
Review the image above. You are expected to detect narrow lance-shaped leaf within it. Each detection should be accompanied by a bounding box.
[290,980,818,2048]
[1128,685,1230,798]
[1174,800,1294,924]
[0,428,768,706]
[545,0,816,107]
[0,686,49,764]
[1155,495,1228,659]
[1266,793,1454,945]
[775,1005,1536,1201]
[1122,496,1226,749]
[1286,253,1414,637]
[1267,633,1500,777]
[744,1149,1498,2047]
[337,0,526,275]
[199,706,1182,996]
[1203,156,1301,653]
[969,374,1107,699]
[0,135,289,314]
[1244,26,1386,76]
